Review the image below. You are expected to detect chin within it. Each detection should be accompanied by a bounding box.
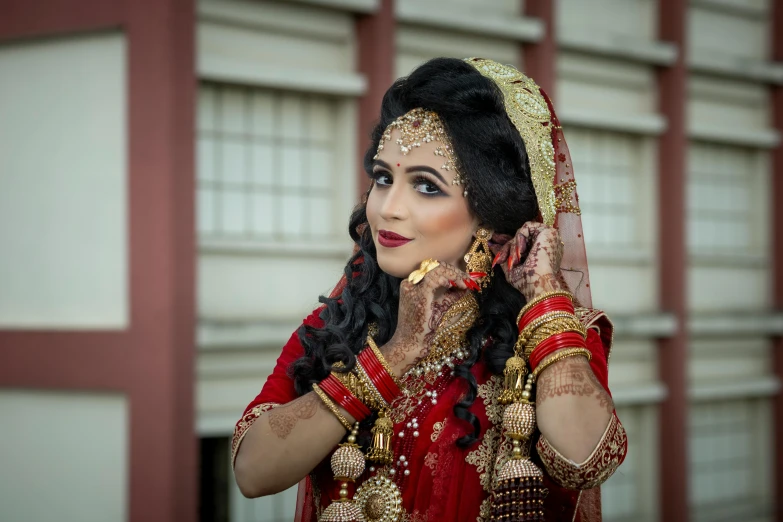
[376,255,416,280]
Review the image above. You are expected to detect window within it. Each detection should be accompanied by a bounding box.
[689,399,772,520]
[687,143,760,254]
[197,83,342,243]
[565,128,643,249]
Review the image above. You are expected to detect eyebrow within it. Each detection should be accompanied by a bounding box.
[373,159,449,186]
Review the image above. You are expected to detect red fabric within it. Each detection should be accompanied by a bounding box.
[237,308,615,521]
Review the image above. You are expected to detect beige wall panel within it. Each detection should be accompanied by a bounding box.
[404,0,519,17]
[689,266,770,312]
[396,25,518,78]
[587,265,658,314]
[558,53,656,115]
[199,254,348,323]
[558,0,656,42]
[689,75,770,130]
[688,4,769,62]
[0,33,127,329]
[199,21,354,76]
[0,390,127,522]
[690,338,770,382]
[606,339,659,386]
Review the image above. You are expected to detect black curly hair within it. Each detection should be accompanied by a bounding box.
[290,57,539,447]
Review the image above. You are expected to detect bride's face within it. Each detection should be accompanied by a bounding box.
[366,129,478,279]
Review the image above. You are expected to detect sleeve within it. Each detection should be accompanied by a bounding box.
[535,313,628,490]
[231,307,325,466]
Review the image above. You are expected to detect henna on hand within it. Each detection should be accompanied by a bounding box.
[382,262,473,376]
[267,393,325,440]
[535,358,614,414]
[493,222,566,300]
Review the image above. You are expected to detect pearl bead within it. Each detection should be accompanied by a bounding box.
[413,431,419,437]
[369,466,375,472]
[347,435,356,443]
[522,391,531,399]
[399,455,406,462]
[399,431,405,437]
[389,469,396,475]
[426,391,432,397]
[339,488,348,498]
[432,399,437,405]
[403,461,408,467]
[407,422,412,428]
[404,469,410,476]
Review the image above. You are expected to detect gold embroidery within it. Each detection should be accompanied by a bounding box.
[575,307,614,365]
[431,419,447,442]
[477,375,504,425]
[477,498,491,522]
[424,452,438,474]
[466,58,572,226]
[231,402,280,466]
[466,427,501,492]
[555,180,581,215]
[536,412,627,490]
[400,510,428,522]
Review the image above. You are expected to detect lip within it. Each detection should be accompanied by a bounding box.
[378,229,412,248]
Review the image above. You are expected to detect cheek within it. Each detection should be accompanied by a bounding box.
[416,202,473,236]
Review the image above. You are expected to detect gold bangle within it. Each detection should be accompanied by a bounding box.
[532,348,592,380]
[523,317,587,356]
[312,383,352,431]
[366,335,404,389]
[517,311,577,349]
[517,290,574,324]
[353,360,388,410]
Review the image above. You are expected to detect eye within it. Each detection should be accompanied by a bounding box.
[371,170,392,186]
[413,176,441,195]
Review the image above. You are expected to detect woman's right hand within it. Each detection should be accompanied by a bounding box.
[381,261,479,377]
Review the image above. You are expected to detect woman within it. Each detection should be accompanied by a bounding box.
[232,58,626,522]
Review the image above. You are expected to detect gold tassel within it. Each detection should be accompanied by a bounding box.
[499,355,527,405]
[365,409,394,466]
[319,423,365,522]
[490,373,547,521]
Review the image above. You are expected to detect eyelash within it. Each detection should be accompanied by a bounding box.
[370,170,443,196]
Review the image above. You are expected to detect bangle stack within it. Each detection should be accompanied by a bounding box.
[317,335,402,432]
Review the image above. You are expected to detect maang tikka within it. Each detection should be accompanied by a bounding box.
[465,228,493,288]
[374,108,468,193]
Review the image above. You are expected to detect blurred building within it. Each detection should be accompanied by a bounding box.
[1,1,783,522]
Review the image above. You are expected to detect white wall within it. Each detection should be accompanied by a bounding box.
[0,32,128,329]
[0,390,128,522]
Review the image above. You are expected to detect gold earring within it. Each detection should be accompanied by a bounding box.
[465,228,493,288]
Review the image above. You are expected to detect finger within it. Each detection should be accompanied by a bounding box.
[492,242,511,268]
[426,262,471,291]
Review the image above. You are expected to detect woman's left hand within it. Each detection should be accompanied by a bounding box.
[491,221,564,301]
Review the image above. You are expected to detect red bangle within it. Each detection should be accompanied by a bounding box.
[320,374,372,421]
[519,298,575,330]
[358,349,400,403]
[529,332,587,370]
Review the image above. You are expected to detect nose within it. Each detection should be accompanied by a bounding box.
[377,183,408,221]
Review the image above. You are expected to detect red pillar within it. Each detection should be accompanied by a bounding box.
[355,0,396,199]
[656,0,690,520]
[770,1,783,519]
[522,0,555,98]
[0,1,197,521]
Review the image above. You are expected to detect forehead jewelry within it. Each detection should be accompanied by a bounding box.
[374,108,467,192]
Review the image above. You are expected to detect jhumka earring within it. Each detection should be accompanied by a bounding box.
[464,228,493,288]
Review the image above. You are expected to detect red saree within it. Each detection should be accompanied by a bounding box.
[232,307,626,522]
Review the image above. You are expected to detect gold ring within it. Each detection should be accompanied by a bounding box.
[407,258,440,284]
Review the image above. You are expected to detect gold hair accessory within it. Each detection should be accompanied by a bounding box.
[466,58,576,225]
[374,108,467,189]
[464,228,493,287]
[407,258,440,284]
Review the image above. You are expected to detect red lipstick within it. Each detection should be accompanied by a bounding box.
[378,229,412,248]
